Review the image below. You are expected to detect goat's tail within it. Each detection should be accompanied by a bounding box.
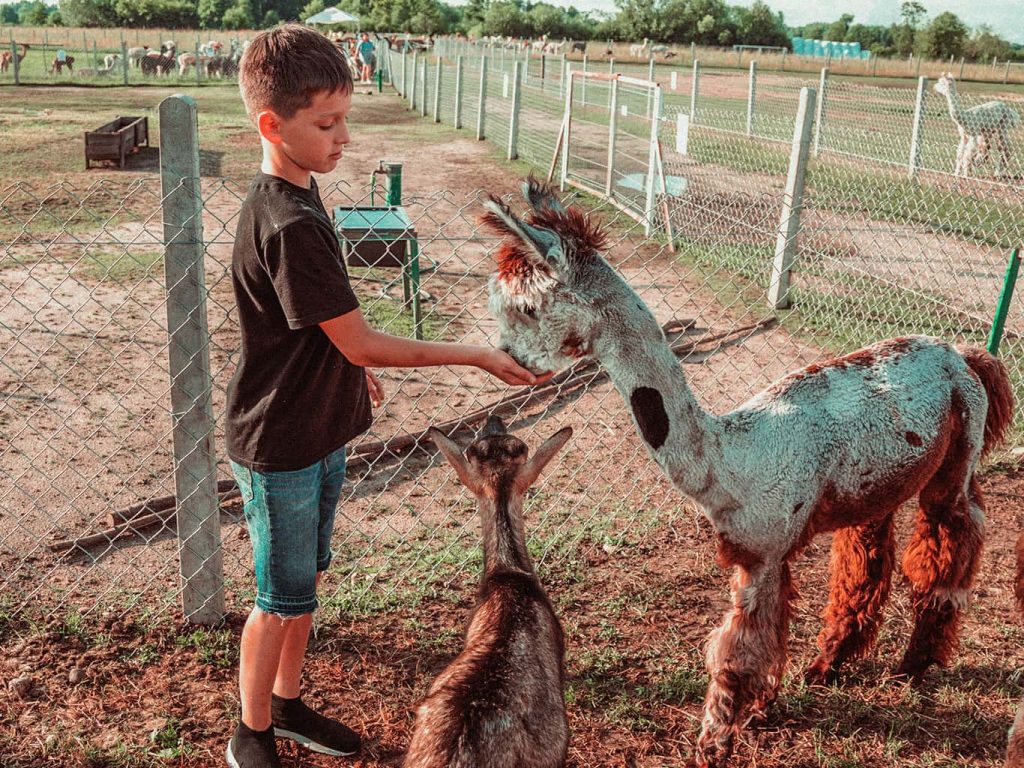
[960,346,1014,457]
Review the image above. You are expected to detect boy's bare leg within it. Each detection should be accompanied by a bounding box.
[240,573,321,729]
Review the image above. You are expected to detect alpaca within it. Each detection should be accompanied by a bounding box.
[934,73,1021,178]
[629,38,650,58]
[49,54,75,75]
[651,43,670,56]
[405,417,572,768]
[127,46,149,67]
[141,46,176,77]
[570,41,586,54]
[479,179,1015,768]
[1009,532,1024,767]
[0,43,29,74]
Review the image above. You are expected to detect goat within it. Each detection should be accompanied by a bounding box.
[404,417,572,768]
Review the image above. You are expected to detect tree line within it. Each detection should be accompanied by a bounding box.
[2,0,1020,62]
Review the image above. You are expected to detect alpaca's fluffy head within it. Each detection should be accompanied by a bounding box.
[479,178,661,374]
[934,72,956,97]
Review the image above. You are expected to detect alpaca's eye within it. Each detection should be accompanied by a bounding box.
[522,307,536,318]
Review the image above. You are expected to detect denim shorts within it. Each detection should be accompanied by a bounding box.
[230,446,347,617]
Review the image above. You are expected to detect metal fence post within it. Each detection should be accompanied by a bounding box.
[908,75,928,179]
[12,39,20,85]
[158,95,224,625]
[402,51,409,99]
[454,55,464,129]
[643,85,663,237]
[746,60,757,137]
[606,76,619,197]
[433,56,442,123]
[477,57,488,140]
[768,86,816,310]
[987,249,1021,355]
[508,60,522,160]
[813,66,828,157]
[195,36,201,85]
[608,57,614,109]
[121,40,129,85]
[689,59,700,122]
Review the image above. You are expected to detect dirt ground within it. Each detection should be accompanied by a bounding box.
[2,89,1024,768]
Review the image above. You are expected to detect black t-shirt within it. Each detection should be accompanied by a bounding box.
[226,172,372,471]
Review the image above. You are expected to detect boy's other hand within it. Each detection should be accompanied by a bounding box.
[483,349,553,386]
[366,369,384,407]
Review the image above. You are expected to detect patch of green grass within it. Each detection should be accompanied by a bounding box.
[76,248,163,283]
[174,627,237,668]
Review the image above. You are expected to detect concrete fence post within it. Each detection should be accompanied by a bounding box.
[689,59,700,122]
[121,40,129,85]
[419,56,428,118]
[508,60,522,160]
[12,39,20,85]
[746,60,757,137]
[158,95,224,625]
[410,51,418,109]
[646,56,655,118]
[643,85,663,237]
[560,69,575,191]
[454,55,464,129]
[908,75,928,179]
[581,54,588,108]
[433,56,442,122]
[768,86,816,310]
[606,76,619,197]
[812,66,828,157]
[477,57,488,140]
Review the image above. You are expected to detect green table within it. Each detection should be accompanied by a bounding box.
[333,205,422,339]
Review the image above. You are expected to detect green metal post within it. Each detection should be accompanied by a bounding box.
[987,249,1021,355]
[382,161,421,339]
[377,67,383,92]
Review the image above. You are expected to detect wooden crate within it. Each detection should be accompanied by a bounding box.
[84,116,148,170]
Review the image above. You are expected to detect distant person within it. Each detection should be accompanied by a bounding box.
[357,31,375,84]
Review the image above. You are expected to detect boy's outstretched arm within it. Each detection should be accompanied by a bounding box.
[320,308,548,386]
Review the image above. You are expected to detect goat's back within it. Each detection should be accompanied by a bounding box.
[404,572,568,768]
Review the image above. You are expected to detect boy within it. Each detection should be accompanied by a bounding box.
[227,24,546,768]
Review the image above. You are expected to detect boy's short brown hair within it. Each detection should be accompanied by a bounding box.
[239,23,353,120]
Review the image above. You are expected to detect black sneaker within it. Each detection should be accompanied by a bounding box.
[271,693,361,757]
[226,722,282,768]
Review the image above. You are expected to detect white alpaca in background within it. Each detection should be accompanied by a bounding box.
[934,72,1021,178]
[629,38,649,58]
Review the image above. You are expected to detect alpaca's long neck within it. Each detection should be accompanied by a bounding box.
[480,494,533,577]
[596,331,724,506]
[944,85,967,127]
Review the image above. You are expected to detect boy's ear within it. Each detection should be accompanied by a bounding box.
[256,110,283,144]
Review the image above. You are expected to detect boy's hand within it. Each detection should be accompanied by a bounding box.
[366,369,384,407]
[483,349,553,386]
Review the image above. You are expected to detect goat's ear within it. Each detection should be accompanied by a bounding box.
[516,427,573,491]
[481,195,562,267]
[428,427,482,493]
[522,175,565,214]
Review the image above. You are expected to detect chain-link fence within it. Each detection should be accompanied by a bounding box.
[2,46,1022,633]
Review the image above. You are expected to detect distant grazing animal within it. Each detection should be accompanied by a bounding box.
[481,177,1015,768]
[141,45,176,77]
[570,41,586,54]
[651,43,669,55]
[126,46,149,67]
[103,53,120,70]
[934,72,1020,178]
[49,54,75,75]
[404,417,572,768]
[0,43,29,74]
[629,38,649,58]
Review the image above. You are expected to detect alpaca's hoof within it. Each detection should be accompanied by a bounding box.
[803,658,837,686]
[892,658,934,685]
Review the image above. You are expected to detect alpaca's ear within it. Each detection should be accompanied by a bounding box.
[516,427,572,491]
[481,195,562,267]
[428,427,482,494]
[522,175,565,214]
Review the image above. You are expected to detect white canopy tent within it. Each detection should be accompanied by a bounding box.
[305,7,360,25]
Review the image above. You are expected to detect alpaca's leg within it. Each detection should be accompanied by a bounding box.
[897,472,985,681]
[695,562,793,768]
[955,134,967,176]
[804,514,896,684]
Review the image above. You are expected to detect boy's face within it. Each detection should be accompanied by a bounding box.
[258,88,352,176]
